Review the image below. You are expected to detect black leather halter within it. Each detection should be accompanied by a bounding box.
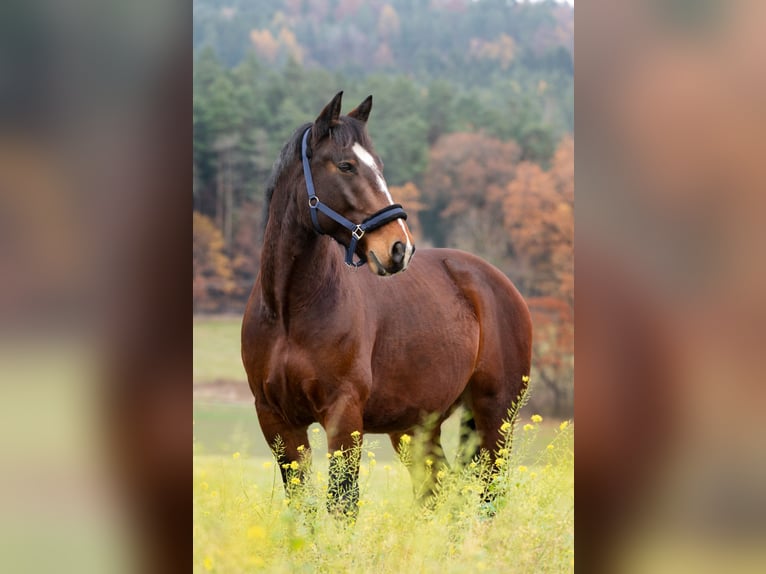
[300,128,408,267]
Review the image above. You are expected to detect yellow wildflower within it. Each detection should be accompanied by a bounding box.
[518,465,528,473]
[203,556,213,571]
[290,460,299,470]
[333,450,343,458]
[531,414,543,423]
[370,459,377,467]
[500,421,512,432]
[436,470,446,480]
[247,525,266,540]
[494,458,505,468]
[367,451,375,458]
[523,423,533,432]
[498,448,509,457]
[200,481,209,491]
[232,451,240,459]
[350,430,361,438]
[400,434,411,445]
[521,374,530,382]
[312,427,320,434]
[290,477,301,485]
[425,458,433,467]
[547,443,554,451]
[469,461,477,469]
[296,445,305,452]
[559,420,569,430]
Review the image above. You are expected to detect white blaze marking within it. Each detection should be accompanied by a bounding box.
[352,142,393,204]
[352,142,414,267]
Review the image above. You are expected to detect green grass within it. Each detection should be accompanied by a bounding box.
[193,417,574,573]
[194,315,246,382]
[194,402,561,461]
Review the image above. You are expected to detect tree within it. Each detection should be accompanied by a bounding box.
[527,296,574,417]
[193,212,234,312]
[420,132,520,245]
[502,159,572,302]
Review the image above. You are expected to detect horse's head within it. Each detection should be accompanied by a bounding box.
[304,91,415,276]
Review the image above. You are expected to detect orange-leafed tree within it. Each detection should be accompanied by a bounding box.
[193,212,234,312]
[527,296,574,416]
[249,29,279,64]
[420,132,521,248]
[502,152,573,303]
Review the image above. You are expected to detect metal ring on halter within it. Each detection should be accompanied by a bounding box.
[352,225,365,240]
[308,196,319,208]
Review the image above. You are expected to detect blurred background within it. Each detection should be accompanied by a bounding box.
[577,0,766,572]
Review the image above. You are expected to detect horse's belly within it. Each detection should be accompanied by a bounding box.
[362,334,478,432]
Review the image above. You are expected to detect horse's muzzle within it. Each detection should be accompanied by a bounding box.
[368,243,414,276]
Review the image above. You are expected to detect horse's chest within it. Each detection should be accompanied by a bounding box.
[259,335,359,423]
[262,336,314,386]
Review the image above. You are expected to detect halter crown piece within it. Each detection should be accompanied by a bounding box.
[301,128,408,267]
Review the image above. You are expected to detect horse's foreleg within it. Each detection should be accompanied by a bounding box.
[255,404,312,495]
[324,400,364,520]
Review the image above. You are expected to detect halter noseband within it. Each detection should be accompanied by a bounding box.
[301,127,408,267]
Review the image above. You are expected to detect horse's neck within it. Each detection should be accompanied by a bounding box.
[259,193,344,323]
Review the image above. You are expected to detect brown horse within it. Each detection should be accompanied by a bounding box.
[242,92,532,517]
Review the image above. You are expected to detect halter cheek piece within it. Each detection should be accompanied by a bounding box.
[301,128,408,267]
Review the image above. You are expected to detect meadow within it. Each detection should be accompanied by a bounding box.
[194,316,574,573]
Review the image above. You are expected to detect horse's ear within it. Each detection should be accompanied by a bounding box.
[347,95,373,123]
[313,91,343,143]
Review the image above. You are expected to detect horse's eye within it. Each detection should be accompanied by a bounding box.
[337,162,355,173]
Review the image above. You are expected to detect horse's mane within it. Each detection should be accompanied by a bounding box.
[262,117,373,229]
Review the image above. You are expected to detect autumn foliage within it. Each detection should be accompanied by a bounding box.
[193,212,234,312]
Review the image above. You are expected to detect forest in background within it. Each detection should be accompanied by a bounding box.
[193,0,573,414]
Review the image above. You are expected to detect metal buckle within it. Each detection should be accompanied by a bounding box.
[308,196,319,208]
[352,225,365,240]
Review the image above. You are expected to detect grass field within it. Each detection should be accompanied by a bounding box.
[194,315,247,383]
[194,418,573,573]
[194,315,574,572]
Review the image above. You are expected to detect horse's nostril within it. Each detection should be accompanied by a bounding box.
[391,241,405,265]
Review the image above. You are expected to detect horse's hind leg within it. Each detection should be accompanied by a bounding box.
[390,424,448,503]
[467,371,528,509]
[456,406,481,467]
[470,376,525,460]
